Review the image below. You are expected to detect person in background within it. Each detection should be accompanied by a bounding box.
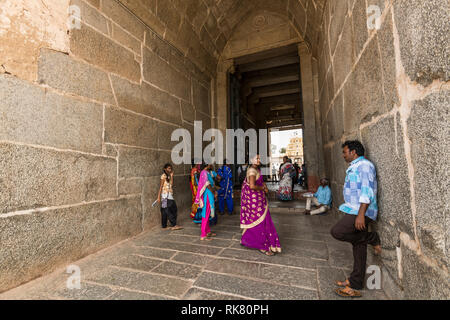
[217,160,234,215]
[305,178,332,215]
[189,160,202,221]
[194,163,218,241]
[293,162,300,191]
[209,166,220,226]
[277,156,295,201]
[157,163,183,231]
[331,140,382,298]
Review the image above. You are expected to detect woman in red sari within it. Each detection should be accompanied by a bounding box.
[240,155,282,256]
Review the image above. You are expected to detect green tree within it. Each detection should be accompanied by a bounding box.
[279,148,286,154]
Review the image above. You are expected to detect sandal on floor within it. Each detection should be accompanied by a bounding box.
[170,226,183,231]
[207,232,217,237]
[335,286,362,298]
[259,250,275,256]
[200,237,212,241]
[335,279,350,287]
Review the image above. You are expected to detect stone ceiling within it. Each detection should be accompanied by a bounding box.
[118,0,326,74]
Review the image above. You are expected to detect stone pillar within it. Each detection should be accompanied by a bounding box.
[215,59,234,139]
[298,43,320,191]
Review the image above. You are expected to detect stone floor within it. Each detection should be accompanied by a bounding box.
[0,203,388,300]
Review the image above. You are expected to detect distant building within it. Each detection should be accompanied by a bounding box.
[286,136,303,164]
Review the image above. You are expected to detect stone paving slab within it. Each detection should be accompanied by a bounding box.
[108,289,169,300]
[182,287,249,300]
[204,258,317,290]
[193,272,318,300]
[85,266,192,298]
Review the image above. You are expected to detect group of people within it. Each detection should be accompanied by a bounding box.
[189,161,234,240]
[156,140,381,297]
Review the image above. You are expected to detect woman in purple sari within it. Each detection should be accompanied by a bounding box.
[240,155,282,256]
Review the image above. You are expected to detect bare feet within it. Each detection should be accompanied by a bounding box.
[170,225,183,231]
[200,237,212,241]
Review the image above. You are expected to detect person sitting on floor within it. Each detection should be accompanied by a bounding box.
[305,178,332,215]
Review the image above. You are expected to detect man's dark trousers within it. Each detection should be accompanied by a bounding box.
[330,214,380,290]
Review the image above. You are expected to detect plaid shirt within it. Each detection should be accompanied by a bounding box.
[339,156,378,220]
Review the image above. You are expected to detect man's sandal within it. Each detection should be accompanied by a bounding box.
[335,286,362,298]
[335,279,350,287]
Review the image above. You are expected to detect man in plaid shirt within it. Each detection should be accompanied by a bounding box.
[331,140,382,298]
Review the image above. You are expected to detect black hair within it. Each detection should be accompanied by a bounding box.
[342,140,365,156]
[163,163,172,183]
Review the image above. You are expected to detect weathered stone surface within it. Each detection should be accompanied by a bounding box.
[194,272,318,300]
[112,254,162,272]
[152,261,202,280]
[157,122,181,151]
[351,0,368,59]
[192,79,210,115]
[329,0,348,55]
[85,0,100,8]
[343,39,385,132]
[183,288,244,300]
[70,0,108,34]
[101,0,146,40]
[118,146,159,178]
[141,176,161,230]
[205,258,317,290]
[408,91,450,261]
[156,0,181,32]
[333,16,354,90]
[0,75,103,154]
[104,106,158,149]
[55,282,114,300]
[118,178,143,195]
[0,0,70,82]
[143,47,191,101]
[377,8,399,110]
[70,23,141,83]
[401,244,450,300]
[0,197,142,292]
[362,115,414,236]
[171,252,214,267]
[0,142,117,214]
[86,267,191,298]
[181,100,195,123]
[145,29,173,62]
[394,0,450,86]
[111,75,182,126]
[38,48,115,104]
[108,289,168,300]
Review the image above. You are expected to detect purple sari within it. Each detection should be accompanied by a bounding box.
[240,167,281,253]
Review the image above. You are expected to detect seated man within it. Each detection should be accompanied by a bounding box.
[305,178,332,215]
